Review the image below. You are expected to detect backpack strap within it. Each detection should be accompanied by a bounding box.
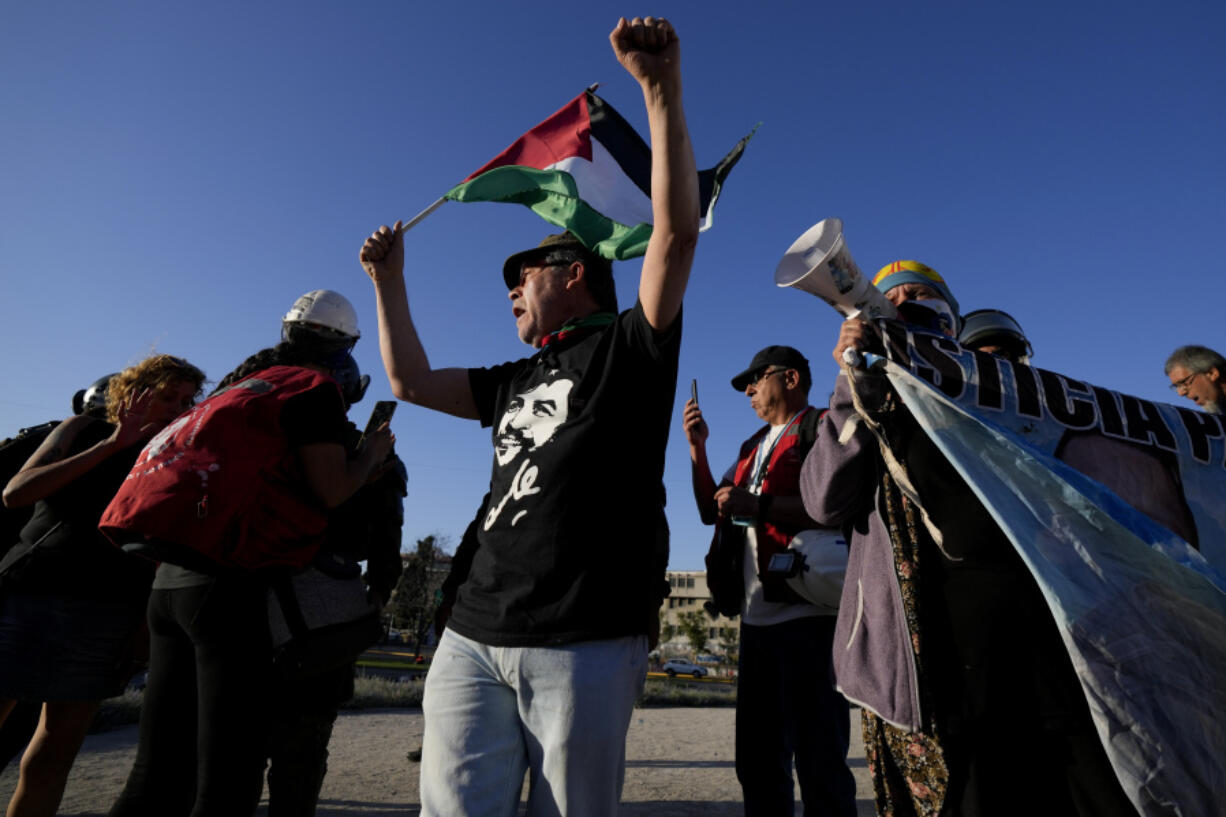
[796,406,826,455]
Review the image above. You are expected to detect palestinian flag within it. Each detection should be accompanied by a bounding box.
[444,88,754,261]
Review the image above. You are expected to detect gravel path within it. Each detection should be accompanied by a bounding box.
[1,707,875,815]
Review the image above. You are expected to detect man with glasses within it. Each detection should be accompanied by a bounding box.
[1165,345,1226,414]
[683,346,856,817]
[359,16,698,817]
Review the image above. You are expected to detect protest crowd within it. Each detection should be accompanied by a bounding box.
[2,14,1224,817]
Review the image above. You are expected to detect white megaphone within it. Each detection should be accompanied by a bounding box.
[774,218,898,322]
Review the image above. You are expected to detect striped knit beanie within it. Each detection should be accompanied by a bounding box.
[872,260,960,318]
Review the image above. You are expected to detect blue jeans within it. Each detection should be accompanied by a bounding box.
[420,629,647,817]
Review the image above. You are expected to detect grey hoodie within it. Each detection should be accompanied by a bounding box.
[798,371,924,732]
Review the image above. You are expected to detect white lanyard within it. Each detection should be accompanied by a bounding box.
[747,409,805,491]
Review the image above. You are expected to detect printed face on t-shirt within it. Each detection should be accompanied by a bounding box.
[494,378,574,467]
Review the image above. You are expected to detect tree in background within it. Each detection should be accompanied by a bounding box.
[658,608,677,647]
[391,534,450,656]
[718,627,739,666]
[677,610,709,655]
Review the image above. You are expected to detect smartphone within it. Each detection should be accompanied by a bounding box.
[690,378,699,407]
[359,400,397,446]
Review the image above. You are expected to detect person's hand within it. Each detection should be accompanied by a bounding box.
[714,485,757,519]
[110,389,162,449]
[360,222,405,284]
[433,597,453,636]
[682,398,708,448]
[363,455,397,485]
[362,423,396,470]
[609,16,680,88]
[832,317,881,366]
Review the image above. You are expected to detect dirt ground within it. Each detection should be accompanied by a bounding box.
[0,707,876,815]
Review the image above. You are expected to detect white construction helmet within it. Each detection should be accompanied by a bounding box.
[281,290,360,346]
[783,529,849,612]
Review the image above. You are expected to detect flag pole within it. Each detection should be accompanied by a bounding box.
[400,197,447,233]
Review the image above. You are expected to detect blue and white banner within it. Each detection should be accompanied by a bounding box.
[873,323,1226,817]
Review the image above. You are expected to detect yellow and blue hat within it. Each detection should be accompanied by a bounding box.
[872,260,959,318]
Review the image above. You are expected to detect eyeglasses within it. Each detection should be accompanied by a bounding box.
[517,262,567,289]
[748,368,788,387]
[1170,371,1204,393]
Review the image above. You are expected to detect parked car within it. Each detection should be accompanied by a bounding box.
[661,658,707,678]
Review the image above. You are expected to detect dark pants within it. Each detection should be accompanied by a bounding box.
[108,576,272,817]
[266,663,353,817]
[736,616,857,817]
[925,565,1141,817]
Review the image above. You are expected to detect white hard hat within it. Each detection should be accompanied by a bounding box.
[784,529,849,612]
[282,290,360,341]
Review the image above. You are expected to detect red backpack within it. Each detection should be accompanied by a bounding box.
[100,365,338,571]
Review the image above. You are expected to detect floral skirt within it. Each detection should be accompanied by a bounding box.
[862,704,949,817]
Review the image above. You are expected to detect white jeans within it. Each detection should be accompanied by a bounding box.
[420,629,648,817]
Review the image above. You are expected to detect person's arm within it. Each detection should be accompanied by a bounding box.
[713,484,816,528]
[3,390,163,508]
[832,317,883,365]
[682,397,721,524]
[359,223,479,419]
[298,424,396,509]
[363,456,408,605]
[610,16,699,333]
[798,373,883,526]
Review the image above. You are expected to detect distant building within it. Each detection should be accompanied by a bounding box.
[659,570,739,656]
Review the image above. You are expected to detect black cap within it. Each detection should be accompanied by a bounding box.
[502,232,593,289]
[730,346,810,391]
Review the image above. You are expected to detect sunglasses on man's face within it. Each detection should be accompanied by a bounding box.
[748,368,788,387]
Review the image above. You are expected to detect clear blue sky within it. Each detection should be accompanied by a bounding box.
[2,1,1222,569]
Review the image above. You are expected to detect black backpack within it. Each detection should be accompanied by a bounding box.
[0,421,59,556]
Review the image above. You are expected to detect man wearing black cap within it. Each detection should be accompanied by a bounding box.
[359,15,698,817]
[683,346,857,817]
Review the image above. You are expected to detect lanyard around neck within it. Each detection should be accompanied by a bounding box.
[748,408,806,489]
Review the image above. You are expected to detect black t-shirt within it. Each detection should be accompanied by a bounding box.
[281,384,348,448]
[448,301,681,646]
[901,416,1085,733]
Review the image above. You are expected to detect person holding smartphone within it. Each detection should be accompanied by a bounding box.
[244,293,409,817]
[267,292,407,817]
[683,346,856,817]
